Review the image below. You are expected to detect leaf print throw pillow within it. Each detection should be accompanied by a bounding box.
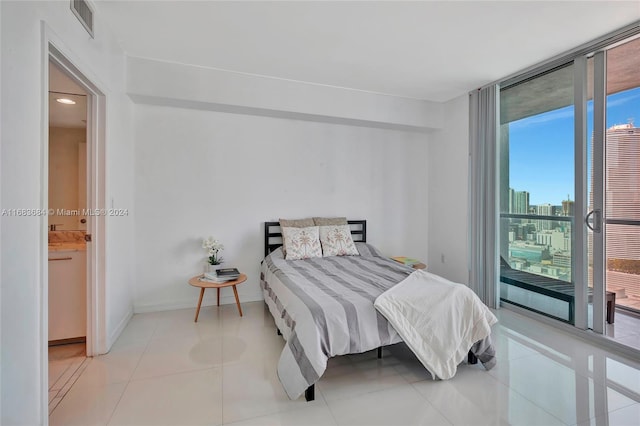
[282,226,322,260]
[319,225,360,257]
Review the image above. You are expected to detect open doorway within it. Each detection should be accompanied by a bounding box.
[44,41,107,415]
[47,60,90,412]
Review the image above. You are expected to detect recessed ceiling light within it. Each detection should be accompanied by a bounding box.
[56,98,76,105]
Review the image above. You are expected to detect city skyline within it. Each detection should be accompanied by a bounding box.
[504,123,640,312]
[507,187,573,216]
[509,86,640,206]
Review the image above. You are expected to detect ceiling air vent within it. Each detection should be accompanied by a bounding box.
[70,0,94,38]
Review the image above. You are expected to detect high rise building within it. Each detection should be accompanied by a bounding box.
[509,188,530,214]
[606,124,640,305]
[536,203,553,231]
[606,124,640,221]
[562,196,574,216]
[536,204,553,216]
[588,123,640,310]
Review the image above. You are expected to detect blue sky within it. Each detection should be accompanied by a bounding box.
[509,86,640,206]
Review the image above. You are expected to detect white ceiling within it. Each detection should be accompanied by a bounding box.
[95,1,640,102]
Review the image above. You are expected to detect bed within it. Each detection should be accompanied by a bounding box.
[260,220,495,401]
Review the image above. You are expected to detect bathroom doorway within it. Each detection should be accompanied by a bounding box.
[47,60,89,412]
[44,40,107,415]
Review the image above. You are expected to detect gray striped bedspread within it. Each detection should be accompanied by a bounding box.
[260,242,495,399]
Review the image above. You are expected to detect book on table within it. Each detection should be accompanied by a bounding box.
[202,268,239,282]
[216,267,240,278]
[390,256,421,266]
[202,273,234,283]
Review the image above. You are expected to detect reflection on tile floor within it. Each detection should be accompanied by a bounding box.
[608,311,640,351]
[49,302,640,425]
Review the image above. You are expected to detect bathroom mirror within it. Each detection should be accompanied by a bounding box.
[49,61,88,231]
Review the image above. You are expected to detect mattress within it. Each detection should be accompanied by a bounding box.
[260,242,412,399]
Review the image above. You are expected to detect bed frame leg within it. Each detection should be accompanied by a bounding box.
[305,385,315,401]
[377,347,383,359]
[468,351,478,365]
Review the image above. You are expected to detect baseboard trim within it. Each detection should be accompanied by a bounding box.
[107,306,133,350]
[49,337,86,346]
[133,293,264,314]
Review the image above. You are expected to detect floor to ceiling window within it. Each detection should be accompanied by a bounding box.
[499,63,578,323]
[498,32,640,341]
[471,27,640,418]
[586,36,640,337]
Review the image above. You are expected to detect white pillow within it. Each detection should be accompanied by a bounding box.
[282,226,322,260]
[319,225,359,257]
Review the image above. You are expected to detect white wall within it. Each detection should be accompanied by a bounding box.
[128,57,443,132]
[0,2,134,423]
[133,104,430,311]
[427,94,470,284]
[129,55,437,313]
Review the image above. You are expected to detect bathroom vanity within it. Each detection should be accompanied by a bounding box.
[48,232,87,344]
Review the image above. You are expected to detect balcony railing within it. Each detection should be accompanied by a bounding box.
[500,213,573,222]
[500,212,640,316]
[500,214,575,322]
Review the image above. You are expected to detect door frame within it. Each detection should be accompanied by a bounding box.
[574,50,606,333]
[590,50,607,334]
[573,55,589,330]
[40,22,107,416]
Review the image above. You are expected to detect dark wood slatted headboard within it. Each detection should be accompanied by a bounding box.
[264,220,367,257]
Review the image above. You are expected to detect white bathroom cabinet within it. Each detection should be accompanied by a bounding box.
[48,250,86,342]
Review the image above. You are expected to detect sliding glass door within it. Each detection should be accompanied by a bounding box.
[498,33,640,341]
[499,63,579,324]
[588,36,640,333]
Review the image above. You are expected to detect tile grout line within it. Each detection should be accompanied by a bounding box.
[219,304,285,425]
[129,363,218,383]
[498,371,569,425]
[488,356,565,416]
[489,358,581,425]
[321,385,343,426]
[92,317,158,425]
[49,356,91,414]
[408,380,456,426]
[49,360,73,392]
[104,317,159,426]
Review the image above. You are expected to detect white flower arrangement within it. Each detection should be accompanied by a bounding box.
[202,236,224,265]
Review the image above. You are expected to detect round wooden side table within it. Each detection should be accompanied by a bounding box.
[188,273,247,321]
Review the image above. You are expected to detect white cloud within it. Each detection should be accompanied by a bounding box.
[510,106,574,129]
[509,89,640,130]
[607,90,640,108]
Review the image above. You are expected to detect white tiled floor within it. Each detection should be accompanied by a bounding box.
[49,302,640,426]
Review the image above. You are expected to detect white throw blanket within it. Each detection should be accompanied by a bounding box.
[374,270,497,380]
